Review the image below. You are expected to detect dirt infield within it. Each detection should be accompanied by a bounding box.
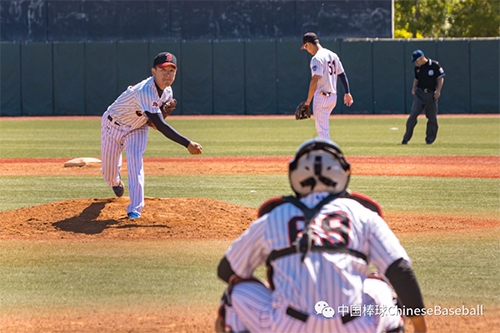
[2,155,499,333]
[1,155,499,178]
[2,306,498,333]
[1,197,498,242]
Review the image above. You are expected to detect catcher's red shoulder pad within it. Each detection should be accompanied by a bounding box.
[258,197,287,218]
[258,191,383,218]
[341,191,383,217]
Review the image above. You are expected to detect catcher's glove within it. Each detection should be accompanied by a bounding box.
[295,101,311,120]
[148,99,177,129]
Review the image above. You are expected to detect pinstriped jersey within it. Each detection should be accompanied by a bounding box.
[311,49,345,95]
[225,192,410,318]
[107,76,171,130]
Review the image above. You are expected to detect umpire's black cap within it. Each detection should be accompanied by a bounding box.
[153,52,177,69]
[301,32,318,50]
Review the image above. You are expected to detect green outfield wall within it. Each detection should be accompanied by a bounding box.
[1,38,498,116]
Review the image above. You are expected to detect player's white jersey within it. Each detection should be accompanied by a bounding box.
[310,49,345,94]
[225,192,410,319]
[107,76,171,130]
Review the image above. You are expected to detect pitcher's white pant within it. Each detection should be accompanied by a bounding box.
[313,93,337,140]
[224,277,403,333]
[101,112,149,215]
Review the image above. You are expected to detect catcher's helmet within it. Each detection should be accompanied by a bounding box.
[289,138,351,196]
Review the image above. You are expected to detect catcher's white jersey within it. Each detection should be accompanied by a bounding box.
[101,76,172,216]
[310,49,345,140]
[225,192,409,332]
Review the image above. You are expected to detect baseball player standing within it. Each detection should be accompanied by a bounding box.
[101,52,202,219]
[301,32,353,140]
[216,138,427,333]
[402,50,445,145]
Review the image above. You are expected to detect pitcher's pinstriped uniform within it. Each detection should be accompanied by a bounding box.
[101,76,171,216]
[223,192,407,333]
[310,49,344,140]
[301,33,352,140]
[101,52,202,219]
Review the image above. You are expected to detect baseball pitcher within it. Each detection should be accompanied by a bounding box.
[300,32,353,140]
[216,138,427,333]
[101,52,202,219]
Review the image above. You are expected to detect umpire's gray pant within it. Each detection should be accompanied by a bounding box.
[403,88,438,144]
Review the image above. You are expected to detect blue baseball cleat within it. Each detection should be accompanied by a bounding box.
[127,212,140,219]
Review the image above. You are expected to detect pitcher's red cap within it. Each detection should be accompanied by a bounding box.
[153,52,177,69]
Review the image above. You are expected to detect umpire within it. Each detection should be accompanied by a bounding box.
[402,50,445,145]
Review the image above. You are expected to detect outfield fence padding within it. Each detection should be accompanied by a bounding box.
[372,40,406,114]
[181,41,213,115]
[0,42,21,116]
[437,40,470,114]
[245,40,278,115]
[53,42,86,115]
[340,40,374,114]
[276,40,310,115]
[21,42,53,116]
[470,39,500,114]
[1,38,498,116]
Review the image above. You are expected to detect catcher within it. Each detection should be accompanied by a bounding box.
[216,138,427,333]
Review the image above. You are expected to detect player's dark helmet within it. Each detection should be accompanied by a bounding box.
[289,138,351,196]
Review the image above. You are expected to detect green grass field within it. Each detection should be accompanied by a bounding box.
[1,116,499,329]
[2,229,499,317]
[1,116,499,158]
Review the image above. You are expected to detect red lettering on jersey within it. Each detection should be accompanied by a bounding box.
[152,102,158,107]
[286,212,351,248]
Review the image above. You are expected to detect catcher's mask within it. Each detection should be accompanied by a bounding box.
[289,138,351,196]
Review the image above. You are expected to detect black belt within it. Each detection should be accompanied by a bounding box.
[321,92,333,97]
[286,306,357,325]
[107,115,121,126]
[267,246,368,266]
[420,88,434,93]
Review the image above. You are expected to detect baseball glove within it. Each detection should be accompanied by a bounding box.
[148,99,177,129]
[295,102,311,120]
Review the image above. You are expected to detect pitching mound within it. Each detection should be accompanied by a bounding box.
[1,198,498,241]
[0,197,256,240]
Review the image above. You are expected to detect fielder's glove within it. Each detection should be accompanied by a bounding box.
[295,102,311,120]
[161,98,177,117]
[148,99,177,129]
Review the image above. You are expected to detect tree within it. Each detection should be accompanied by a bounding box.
[395,0,451,38]
[448,0,500,37]
[394,0,500,38]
